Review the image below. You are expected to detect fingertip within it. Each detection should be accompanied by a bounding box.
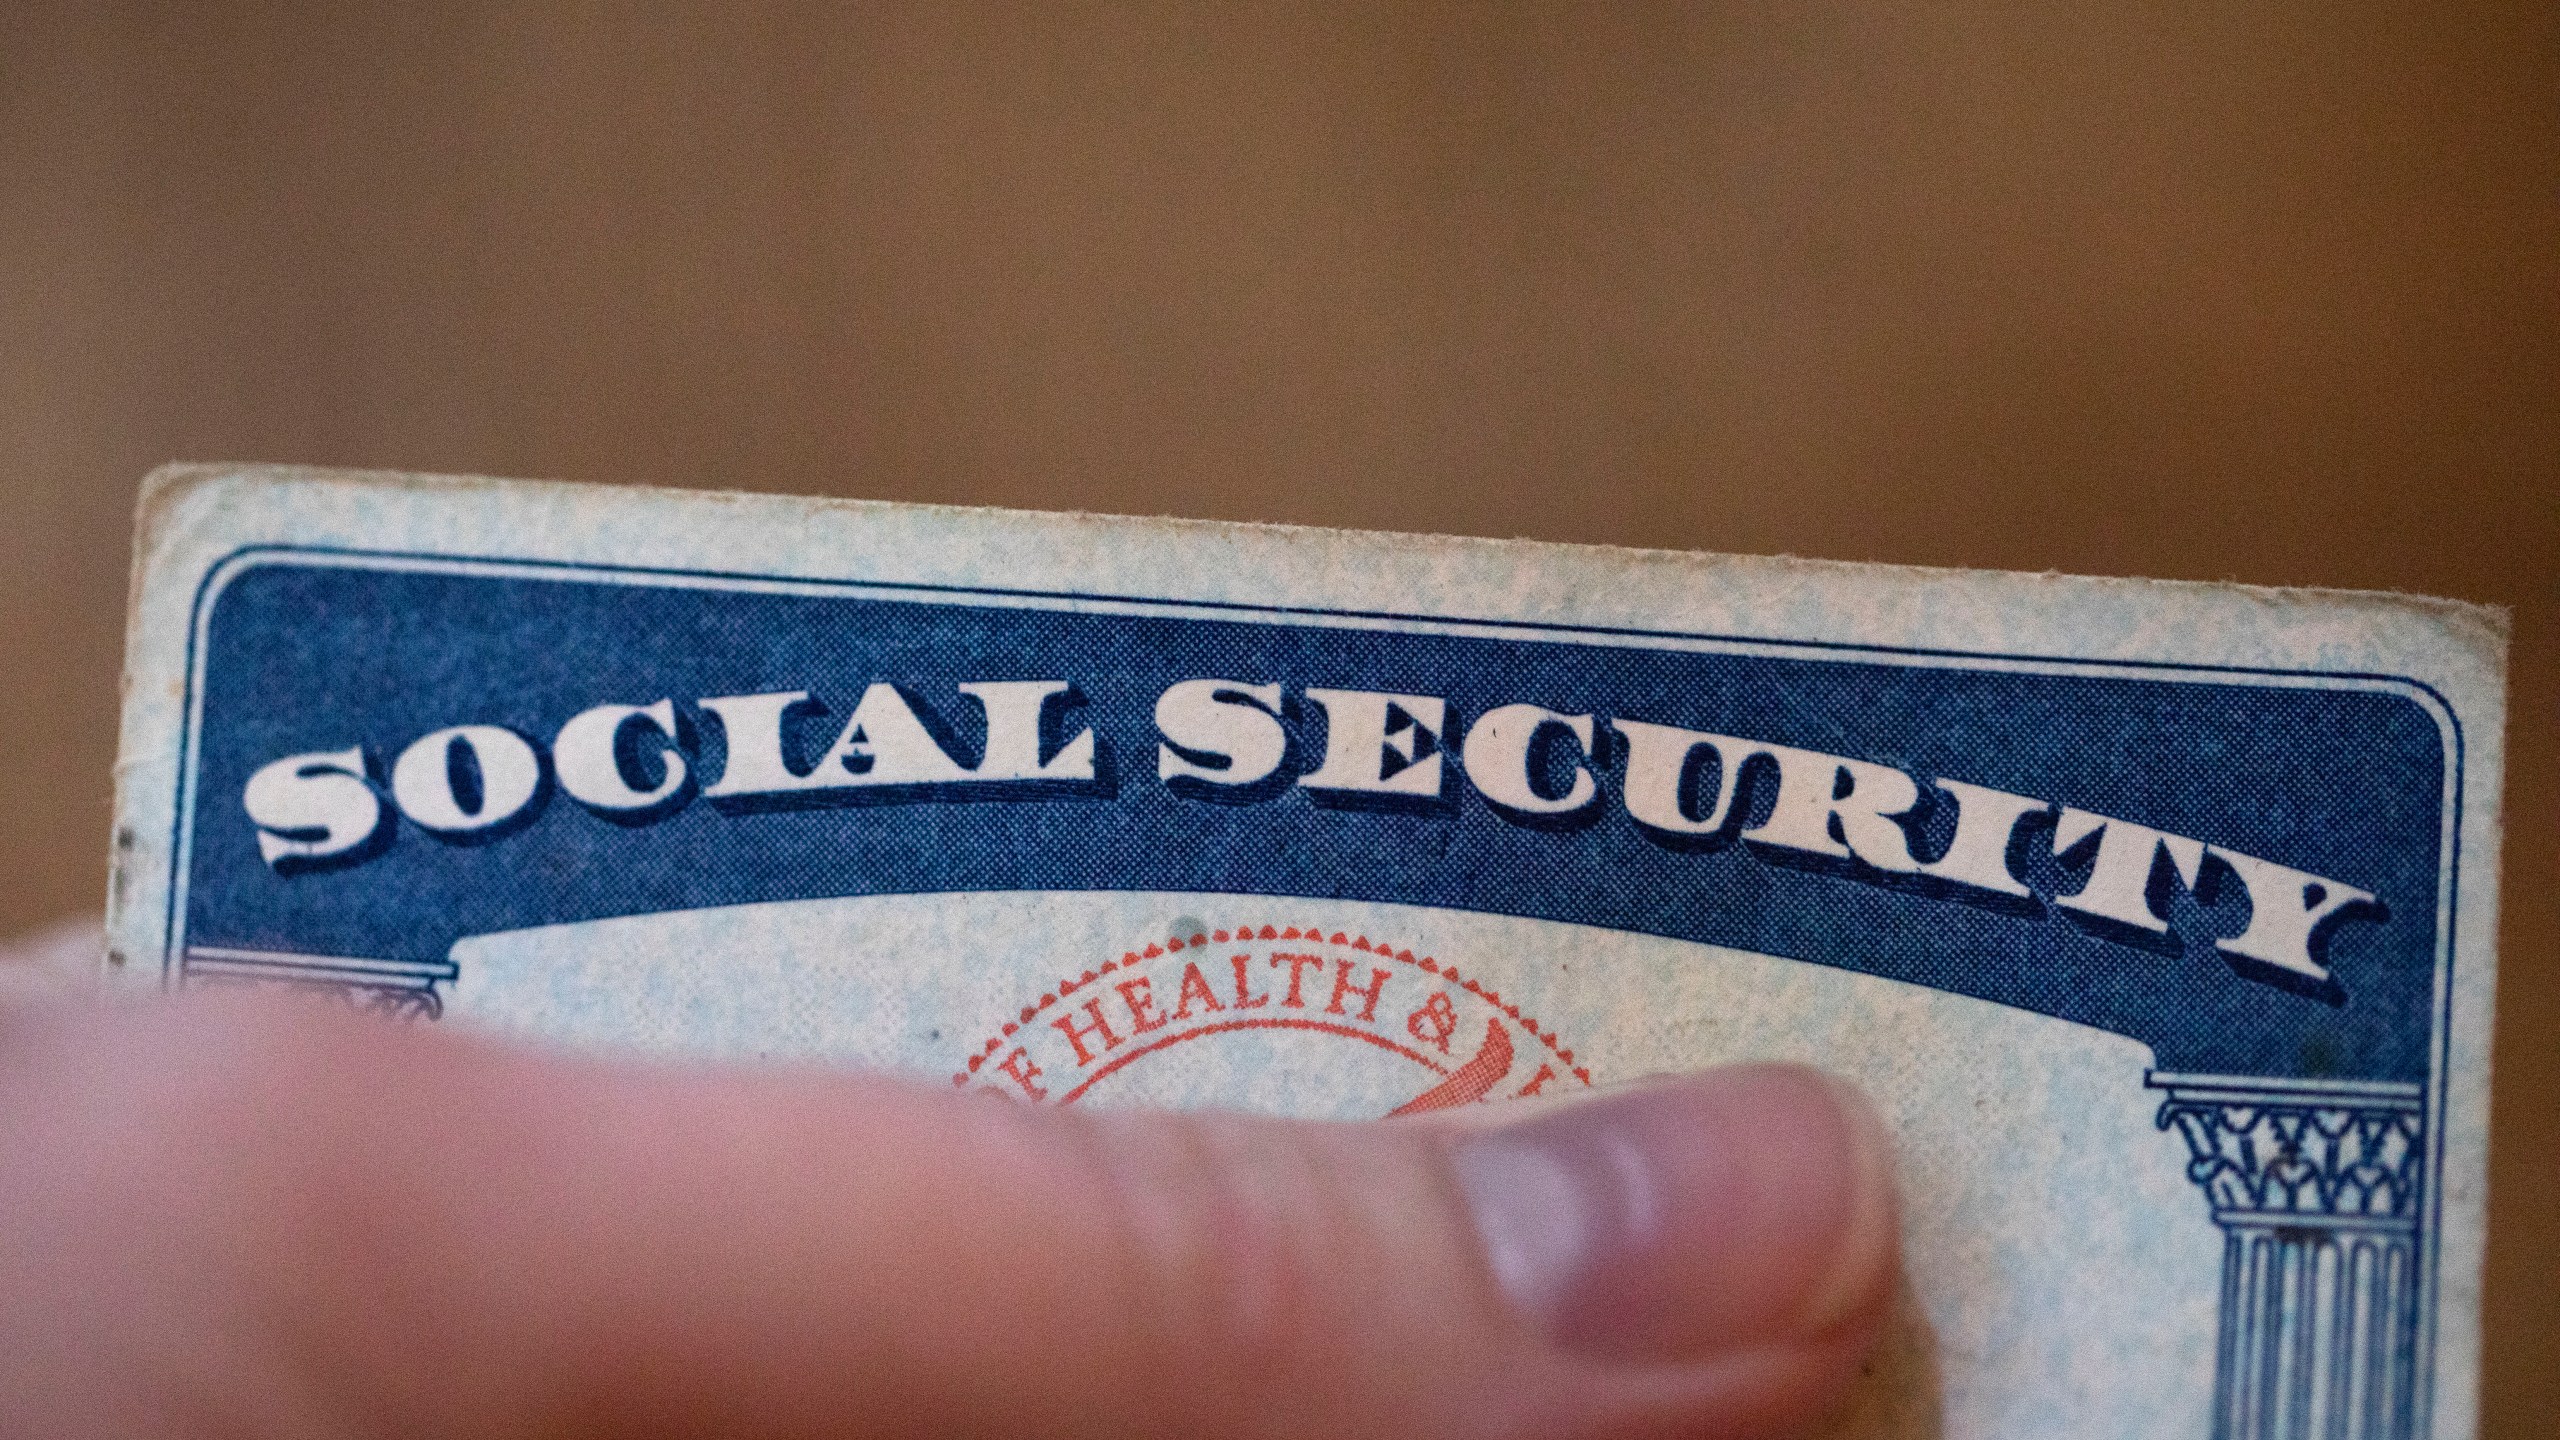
[1799,1068,1900,1339]
[1449,1061,1900,1364]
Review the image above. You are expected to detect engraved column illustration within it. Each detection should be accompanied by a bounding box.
[2149,1072,2426,1440]
[182,945,458,1021]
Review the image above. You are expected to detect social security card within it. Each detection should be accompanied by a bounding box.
[107,465,2506,1440]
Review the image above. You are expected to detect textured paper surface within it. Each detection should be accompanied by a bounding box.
[108,465,2506,1440]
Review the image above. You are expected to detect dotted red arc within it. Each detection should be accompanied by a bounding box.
[951,925,1596,1092]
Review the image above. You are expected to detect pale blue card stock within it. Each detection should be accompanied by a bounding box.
[108,466,2508,1439]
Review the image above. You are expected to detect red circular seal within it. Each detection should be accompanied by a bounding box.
[952,921,1595,1116]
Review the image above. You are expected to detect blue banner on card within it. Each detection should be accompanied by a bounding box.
[171,551,2458,1086]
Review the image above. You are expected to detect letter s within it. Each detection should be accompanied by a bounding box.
[1156,680,1288,801]
[242,746,389,871]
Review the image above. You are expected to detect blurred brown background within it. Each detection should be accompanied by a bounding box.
[3,2,2551,1427]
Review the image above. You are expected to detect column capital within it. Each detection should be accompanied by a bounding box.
[181,945,458,1021]
[2146,1071,2424,1228]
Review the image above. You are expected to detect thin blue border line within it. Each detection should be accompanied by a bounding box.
[163,541,2469,1432]
[173,541,2500,683]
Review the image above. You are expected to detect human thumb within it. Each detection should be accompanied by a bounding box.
[0,994,1896,1439]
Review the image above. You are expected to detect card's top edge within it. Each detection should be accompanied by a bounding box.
[133,460,2515,658]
